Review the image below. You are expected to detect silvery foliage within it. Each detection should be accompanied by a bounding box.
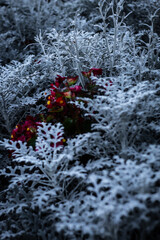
[0,29,105,138]
[55,150,160,240]
[36,29,107,82]
[0,128,160,239]
[0,0,160,239]
[0,122,93,239]
[37,0,160,80]
[0,76,160,239]
[0,55,54,138]
[0,122,71,188]
[1,0,159,136]
[74,76,160,155]
[0,0,105,136]
[0,0,69,63]
[0,0,99,64]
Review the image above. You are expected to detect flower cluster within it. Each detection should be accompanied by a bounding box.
[10,68,103,152]
[47,75,81,112]
[10,116,41,148]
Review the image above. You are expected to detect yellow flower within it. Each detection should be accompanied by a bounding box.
[47,100,51,105]
[27,127,30,131]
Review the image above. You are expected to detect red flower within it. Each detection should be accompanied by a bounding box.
[17,135,26,142]
[11,116,39,144]
[47,95,66,110]
[50,75,66,88]
[70,85,82,92]
[55,81,60,88]
[50,91,56,98]
[55,75,66,82]
[55,75,66,84]
[56,96,66,106]
[11,126,21,141]
[90,68,102,76]
[47,100,53,109]
[22,117,37,132]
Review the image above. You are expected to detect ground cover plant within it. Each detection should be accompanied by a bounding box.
[0,0,160,239]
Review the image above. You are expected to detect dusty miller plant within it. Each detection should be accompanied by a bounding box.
[1,74,160,239]
[0,55,56,139]
[0,0,160,239]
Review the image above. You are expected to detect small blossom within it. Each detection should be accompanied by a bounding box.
[56,75,66,82]
[55,81,60,88]
[55,75,66,86]
[82,70,92,78]
[50,91,56,98]
[67,76,78,86]
[63,90,72,98]
[56,96,66,106]
[70,85,82,92]
[90,68,102,76]
[47,101,53,109]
